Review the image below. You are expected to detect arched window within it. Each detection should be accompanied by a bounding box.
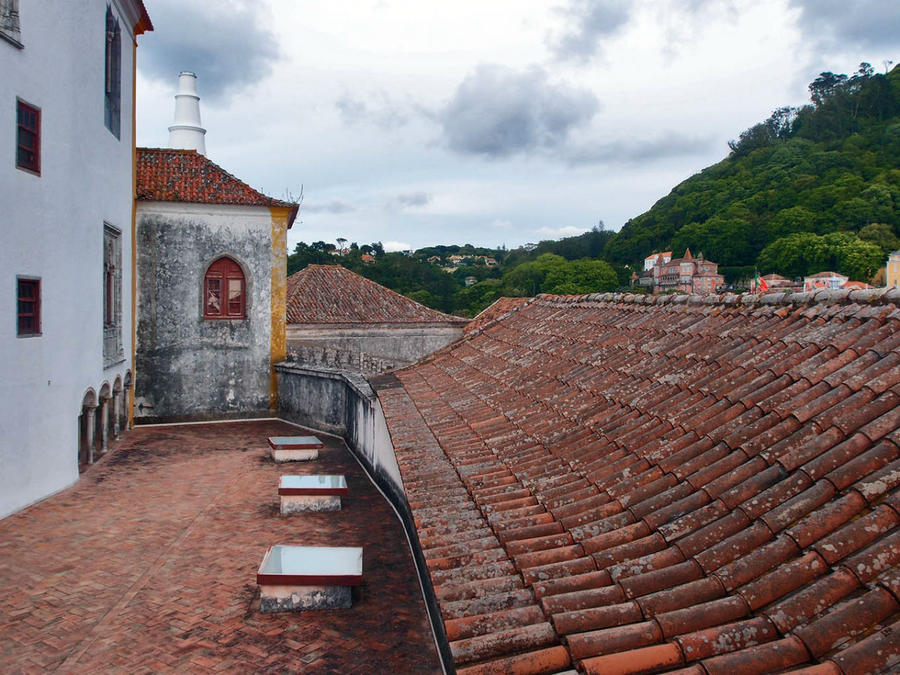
[204,257,246,319]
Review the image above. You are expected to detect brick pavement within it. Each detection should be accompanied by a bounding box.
[0,420,441,674]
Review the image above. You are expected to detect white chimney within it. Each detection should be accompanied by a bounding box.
[168,72,207,155]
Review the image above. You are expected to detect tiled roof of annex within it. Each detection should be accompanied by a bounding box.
[376,288,900,675]
[136,148,298,225]
[286,264,468,325]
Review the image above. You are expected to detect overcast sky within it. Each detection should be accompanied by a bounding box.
[135,0,900,253]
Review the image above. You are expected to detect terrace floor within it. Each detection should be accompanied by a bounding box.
[0,420,441,674]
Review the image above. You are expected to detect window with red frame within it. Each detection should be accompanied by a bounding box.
[17,277,40,336]
[204,257,245,319]
[16,99,40,174]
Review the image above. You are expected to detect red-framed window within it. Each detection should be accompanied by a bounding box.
[16,99,40,174]
[17,277,40,336]
[204,257,245,319]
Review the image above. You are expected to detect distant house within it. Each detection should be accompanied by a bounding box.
[637,251,673,288]
[803,271,848,291]
[285,265,468,373]
[653,248,724,295]
[426,256,441,264]
[361,253,376,264]
[753,273,802,293]
[643,251,672,271]
[887,250,900,288]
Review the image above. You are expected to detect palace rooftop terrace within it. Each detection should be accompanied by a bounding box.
[0,420,439,673]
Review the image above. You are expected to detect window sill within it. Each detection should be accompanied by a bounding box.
[17,332,42,339]
[16,164,40,177]
[0,31,23,49]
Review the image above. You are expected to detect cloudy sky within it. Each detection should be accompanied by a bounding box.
[135,0,900,253]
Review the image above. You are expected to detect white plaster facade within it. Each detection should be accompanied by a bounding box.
[0,1,148,518]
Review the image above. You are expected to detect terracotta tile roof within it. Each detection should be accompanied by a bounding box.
[286,264,468,325]
[136,148,298,226]
[134,0,152,34]
[465,297,533,333]
[376,287,900,674]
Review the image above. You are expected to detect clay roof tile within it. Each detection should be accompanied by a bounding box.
[135,148,298,225]
[286,265,467,325]
[373,292,900,673]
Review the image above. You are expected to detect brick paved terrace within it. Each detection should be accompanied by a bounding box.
[0,420,441,674]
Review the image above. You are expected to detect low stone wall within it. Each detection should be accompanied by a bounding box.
[286,323,465,374]
[274,362,453,672]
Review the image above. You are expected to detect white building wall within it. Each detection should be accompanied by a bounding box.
[0,1,143,518]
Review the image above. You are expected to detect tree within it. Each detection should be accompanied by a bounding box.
[757,231,883,281]
[859,223,900,256]
[542,259,617,294]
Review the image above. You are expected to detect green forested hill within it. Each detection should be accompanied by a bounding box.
[603,64,900,282]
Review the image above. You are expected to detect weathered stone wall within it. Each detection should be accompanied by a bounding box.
[286,324,464,374]
[135,202,274,422]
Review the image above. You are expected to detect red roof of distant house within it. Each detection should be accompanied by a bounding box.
[807,271,847,279]
[286,265,468,325]
[136,148,298,227]
[376,287,900,674]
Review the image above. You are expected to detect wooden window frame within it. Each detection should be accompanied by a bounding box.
[17,276,41,337]
[204,257,246,320]
[16,99,40,174]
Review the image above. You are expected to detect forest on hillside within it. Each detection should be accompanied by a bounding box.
[288,63,900,317]
[604,63,900,281]
[286,229,622,318]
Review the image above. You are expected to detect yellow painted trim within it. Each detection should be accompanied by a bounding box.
[129,35,138,429]
[269,206,290,414]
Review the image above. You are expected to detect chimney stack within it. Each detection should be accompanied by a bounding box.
[168,72,207,155]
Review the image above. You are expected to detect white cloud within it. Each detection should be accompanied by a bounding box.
[383,241,413,252]
[535,225,591,239]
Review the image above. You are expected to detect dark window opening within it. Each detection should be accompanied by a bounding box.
[16,99,40,174]
[104,5,121,138]
[17,277,40,336]
[204,257,246,319]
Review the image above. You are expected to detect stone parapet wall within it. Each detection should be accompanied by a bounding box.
[274,361,454,672]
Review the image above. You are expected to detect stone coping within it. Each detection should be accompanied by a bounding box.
[539,286,900,308]
[257,545,363,586]
[278,475,347,496]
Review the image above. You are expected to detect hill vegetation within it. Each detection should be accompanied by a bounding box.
[603,63,900,281]
[288,63,900,317]
[286,231,620,317]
